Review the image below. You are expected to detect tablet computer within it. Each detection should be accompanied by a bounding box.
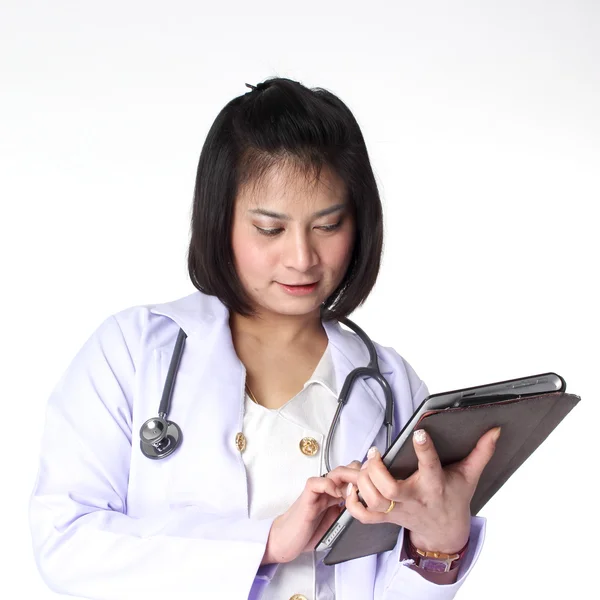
[315,372,567,559]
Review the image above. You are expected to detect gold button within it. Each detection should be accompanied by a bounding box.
[235,432,246,452]
[289,595,308,600]
[299,437,319,456]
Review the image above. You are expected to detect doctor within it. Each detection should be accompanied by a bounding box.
[29,77,500,600]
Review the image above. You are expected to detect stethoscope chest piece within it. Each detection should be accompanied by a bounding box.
[139,321,394,466]
[139,416,182,459]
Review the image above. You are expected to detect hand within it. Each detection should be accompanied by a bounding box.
[261,461,362,565]
[344,426,501,554]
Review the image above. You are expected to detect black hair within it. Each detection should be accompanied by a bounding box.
[187,76,383,320]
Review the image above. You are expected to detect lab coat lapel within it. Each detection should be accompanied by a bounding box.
[149,294,248,516]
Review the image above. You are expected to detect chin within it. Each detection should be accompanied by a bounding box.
[248,281,337,317]
[258,295,324,317]
[267,302,322,317]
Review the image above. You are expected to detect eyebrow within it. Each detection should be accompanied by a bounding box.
[248,203,347,220]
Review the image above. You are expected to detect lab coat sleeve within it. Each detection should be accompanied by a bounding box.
[372,349,487,598]
[374,516,486,599]
[29,314,276,600]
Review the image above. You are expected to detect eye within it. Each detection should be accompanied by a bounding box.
[316,220,342,232]
[254,226,283,236]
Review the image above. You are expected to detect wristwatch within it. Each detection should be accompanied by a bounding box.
[406,536,470,573]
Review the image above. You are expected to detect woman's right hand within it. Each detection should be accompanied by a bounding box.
[261,462,362,565]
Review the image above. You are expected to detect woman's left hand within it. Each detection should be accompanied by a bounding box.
[344,426,501,554]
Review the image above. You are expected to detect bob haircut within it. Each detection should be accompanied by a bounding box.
[187,76,384,320]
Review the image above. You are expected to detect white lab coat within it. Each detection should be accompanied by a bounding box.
[29,290,486,599]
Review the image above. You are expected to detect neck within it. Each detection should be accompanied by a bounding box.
[229,309,325,348]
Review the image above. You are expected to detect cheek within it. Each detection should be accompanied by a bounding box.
[231,230,275,279]
[324,231,355,271]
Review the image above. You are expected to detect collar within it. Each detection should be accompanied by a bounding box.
[148,290,394,468]
[148,289,393,401]
[303,344,337,396]
[148,290,225,337]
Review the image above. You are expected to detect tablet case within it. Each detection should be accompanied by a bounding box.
[323,391,580,565]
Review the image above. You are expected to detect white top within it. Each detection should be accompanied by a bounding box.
[242,343,338,600]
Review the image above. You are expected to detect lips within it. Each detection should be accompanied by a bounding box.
[281,282,318,286]
[277,281,319,296]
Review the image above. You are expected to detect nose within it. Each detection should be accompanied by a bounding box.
[281,228,319,272]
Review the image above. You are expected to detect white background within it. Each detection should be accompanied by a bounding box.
[1,0,598,597]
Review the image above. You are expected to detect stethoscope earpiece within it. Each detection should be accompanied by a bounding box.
[139,416,182,459]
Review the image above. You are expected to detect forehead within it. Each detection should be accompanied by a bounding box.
[236,161,347,211]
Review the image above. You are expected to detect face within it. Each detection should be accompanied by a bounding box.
[231,163,355,319]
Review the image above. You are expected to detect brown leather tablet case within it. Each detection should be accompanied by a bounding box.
[323,391,580,565]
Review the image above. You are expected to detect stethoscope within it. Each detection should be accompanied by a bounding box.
[139,318,394,472]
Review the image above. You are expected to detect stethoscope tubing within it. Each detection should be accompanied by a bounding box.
[140,318,394,470]
[158,327,187,418]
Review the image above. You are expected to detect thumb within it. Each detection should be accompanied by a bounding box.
[458,426,501,486]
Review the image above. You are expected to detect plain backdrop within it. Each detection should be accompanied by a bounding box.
[1,1,598,597]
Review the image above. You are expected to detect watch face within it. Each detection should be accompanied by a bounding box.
[420,558,450,573]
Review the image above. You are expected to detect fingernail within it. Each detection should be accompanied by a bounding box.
[346,483,353,496]
[367,446,380,460]
[493,426,502,442]
[336,487,344,498]
[414,429,427,445]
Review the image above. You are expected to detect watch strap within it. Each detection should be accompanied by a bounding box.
[406,536,469,573]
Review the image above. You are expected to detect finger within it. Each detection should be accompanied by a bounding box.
[344,483,392,525]
[413,428,444,488]
[306,475,345,500]
[457,426,501,486]
[325,466,360,489]
[360,447,403,505]
[322,461,361,478]
[353,467,392,512]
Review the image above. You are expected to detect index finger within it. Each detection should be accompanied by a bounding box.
[324,465,360,488]
[361,449,404,501]
[412,428,444,484]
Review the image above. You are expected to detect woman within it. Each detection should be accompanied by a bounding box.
[29,77,499,599]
